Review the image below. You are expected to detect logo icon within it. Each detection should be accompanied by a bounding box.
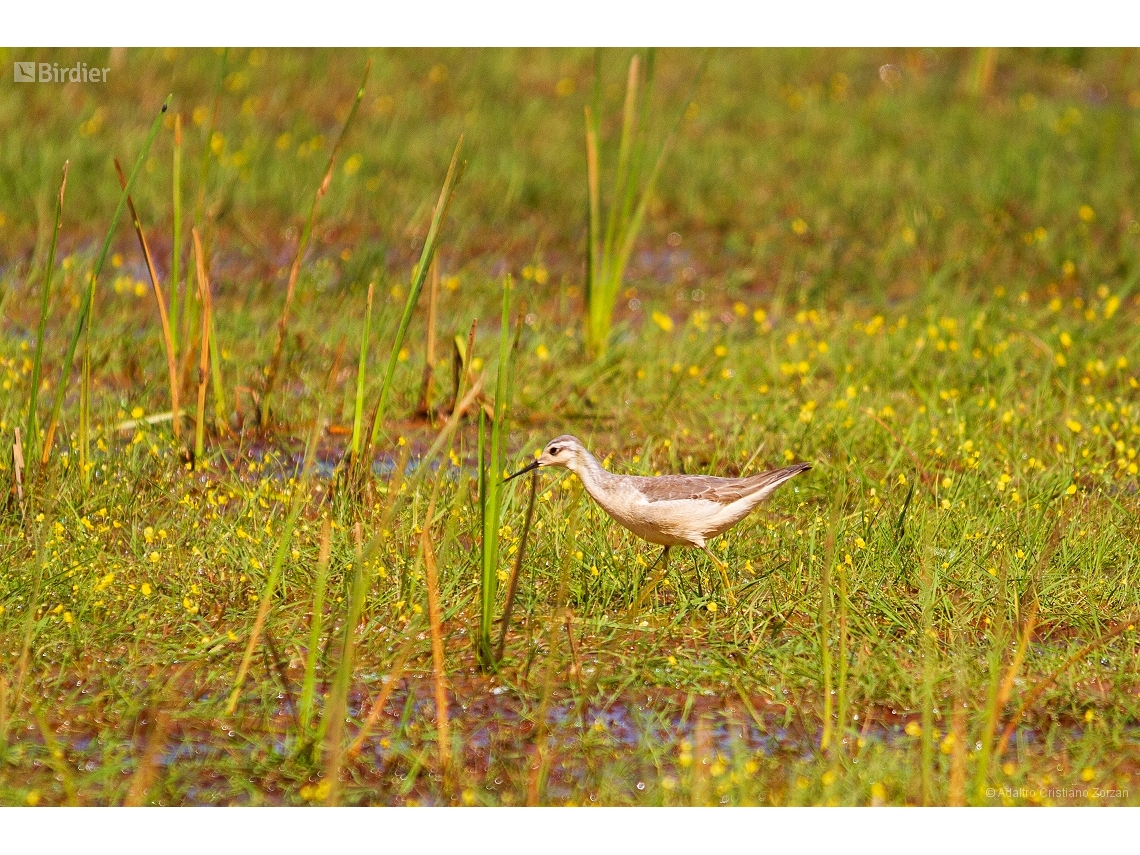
[14,62,35,82]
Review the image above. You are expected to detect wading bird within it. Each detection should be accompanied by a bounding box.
[506,435,810,605]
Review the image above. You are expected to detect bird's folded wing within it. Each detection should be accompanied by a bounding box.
[632,463,810,505]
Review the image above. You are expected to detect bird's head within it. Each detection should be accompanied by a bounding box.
[506,434,589,481]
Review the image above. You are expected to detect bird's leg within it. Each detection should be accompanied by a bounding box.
[701,544,737,607]
[631,546,670,614]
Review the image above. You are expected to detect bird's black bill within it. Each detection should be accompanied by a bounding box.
[504,459,542,483]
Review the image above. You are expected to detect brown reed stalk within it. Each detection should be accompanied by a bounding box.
[948,698,967,806]
[299,519,332,732]
[417,259,440,418]
[114,159,181,440]
[123,711,170,806]
[421,492,451,773]
[995,609,1140,761]
[11,428,24,511]
[191,229,212,464]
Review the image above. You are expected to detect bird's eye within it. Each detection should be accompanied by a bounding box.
[549,446,561,455]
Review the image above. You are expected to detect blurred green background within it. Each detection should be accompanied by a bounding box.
[2,47,1138,305]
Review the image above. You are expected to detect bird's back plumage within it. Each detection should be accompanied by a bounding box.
[628,462,812,504]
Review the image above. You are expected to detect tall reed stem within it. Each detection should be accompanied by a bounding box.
[191,229,212,464]
[25,160,69,468]
[169,113,182,354]
[114,158,181,441]
[364,137,465,453]
[299,518,332,732]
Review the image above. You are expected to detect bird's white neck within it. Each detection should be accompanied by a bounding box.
[569,449,621,507]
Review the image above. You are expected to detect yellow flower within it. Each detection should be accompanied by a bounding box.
[753,308,767,323]
[1065,484,1077,496]
[791,217,808,235]
[707,601,718,613]
[141,583,152,596]
[1081,767,1095,782]
[1066,419,1083,433]
[905,721,922,737]
[870,782,887,802]
[940,732,956,755]
[1078,205,1095,222]
[535,344,550,361]
[651,311,674,332]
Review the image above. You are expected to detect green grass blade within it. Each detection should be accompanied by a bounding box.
[479,276,514,667]
[366,136,465,450]
[351,283,375,457]
[299,519,331,732]
[319,530,369,804]
[25,160,69,467]
[169,114,182,355]
[599,54,641,294]
[40,96,170,466]
[208,319,226,434]
[225,413,320,715]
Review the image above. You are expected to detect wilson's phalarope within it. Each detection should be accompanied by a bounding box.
[507,435,810,604]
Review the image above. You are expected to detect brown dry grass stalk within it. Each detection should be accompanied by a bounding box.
[114,158,181,440]
[564,610,585,695]
[948,700,967,806]
[12,428,25,509]
[0,676,8,740]
[525,530,575,806]
[418,259,440,418]
[995,610,1140,760]
[420,493,451,772]
[123,711,170,806]
[191,229,212,463]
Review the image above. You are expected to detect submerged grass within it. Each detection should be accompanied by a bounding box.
[2,49,1140,807]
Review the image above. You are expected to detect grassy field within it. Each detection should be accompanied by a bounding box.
[2,47,1140,806]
